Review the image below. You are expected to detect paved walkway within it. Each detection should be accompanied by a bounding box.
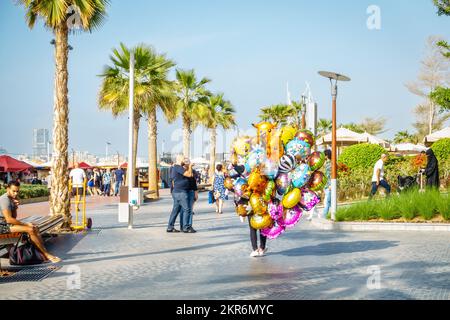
[1,193,449,300]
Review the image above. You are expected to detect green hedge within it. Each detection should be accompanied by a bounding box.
[336,190,450,221]
[431,138,450,163]
[0,184,49,199]
[338,143,385,170]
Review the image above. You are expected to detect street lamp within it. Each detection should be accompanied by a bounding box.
[318,71,351,221]
[106,142,111,161]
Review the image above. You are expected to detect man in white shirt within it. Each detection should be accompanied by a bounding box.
[370,154,391,198]
[69,163,86,211]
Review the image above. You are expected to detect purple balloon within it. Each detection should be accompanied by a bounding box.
[268,201,284,220]
[299,188,320,211]
[281,205,303,228]
[275,173,292,195]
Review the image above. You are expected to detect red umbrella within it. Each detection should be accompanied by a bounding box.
[120,162,127,168]
[69,162,93,169]
[0,155,33,173]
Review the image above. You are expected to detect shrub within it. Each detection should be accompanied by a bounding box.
[0,184,49,199]
[431,138,450,163]
[339,143,385,170]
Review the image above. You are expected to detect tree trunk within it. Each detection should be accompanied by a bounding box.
[148,109,159,199]
[429,100,435,135]
[183,112,191,158]
[209,127,217,184]
[50,23,71,229]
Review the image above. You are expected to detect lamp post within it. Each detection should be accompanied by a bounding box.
[318,71,351,221]
[106,142,111,161]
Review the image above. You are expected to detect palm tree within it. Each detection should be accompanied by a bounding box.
[175,69,211,158]
[203,94,236,182]
[341,122,365,134]
[99,43,176,197]
[393,130,418,144]
[18,0,109,228]
[259,104,293,127]
[317,118,332,137]
[360,117,387,135]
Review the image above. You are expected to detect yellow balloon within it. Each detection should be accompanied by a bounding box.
[250,214,273,230]
[233,137,250,156]
[250,193,267,215]
[248,169,268,193]
[236,204,251,217]
[281,126,297,145]
[282,188,302,209]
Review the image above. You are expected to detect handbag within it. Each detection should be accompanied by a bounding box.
[9,233,46,266]
[208,190,216,204]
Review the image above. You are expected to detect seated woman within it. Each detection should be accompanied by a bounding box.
[0,181,61,263]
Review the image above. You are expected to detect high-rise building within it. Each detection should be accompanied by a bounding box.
[32,129,50,160]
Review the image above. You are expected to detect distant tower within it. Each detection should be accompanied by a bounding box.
[303,83,318,137]
[32,129,50,160]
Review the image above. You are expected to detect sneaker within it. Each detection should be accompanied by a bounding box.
[250,250,260,258]
[183,227,197,233]
[166,228,180,233]
[259,248,268,256]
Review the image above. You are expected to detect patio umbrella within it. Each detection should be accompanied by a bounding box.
[360,132,390,148]
[0,155,33,172]
[424,127,450,147]
[390,143,427,155]
[318,127,368,147]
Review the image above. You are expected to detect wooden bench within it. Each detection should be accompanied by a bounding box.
[0,215,64,254]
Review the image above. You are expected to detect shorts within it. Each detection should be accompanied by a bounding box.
[72,187,84,196]
[0,218,11,234]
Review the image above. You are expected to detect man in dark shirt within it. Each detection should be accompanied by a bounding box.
[114,167,125,196]
[167,155,196,233]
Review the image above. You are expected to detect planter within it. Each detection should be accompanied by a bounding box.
[19,196,49,205]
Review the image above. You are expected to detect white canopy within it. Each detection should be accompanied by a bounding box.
[360,132,390,148]
[390,143,427,154]
[191,157,210,165]
[424,127,450,146]
[318,128,368,146]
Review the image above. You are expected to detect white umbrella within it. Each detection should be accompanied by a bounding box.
[424,127,450,146]
[191,157,209,165]
[360,132,390,148]
[318,127,368,146]
[390,143,427,155]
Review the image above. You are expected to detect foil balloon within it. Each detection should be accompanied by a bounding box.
[248,169,268,193]
[275,173,292,195]
[282,205,303,228]
[268,129,284,160]
[308,171,328,192]
[253,122,277,151]
[236,204,252,217]
[250,214,273,230]
[224,177,234,191]
[296,129,315,147]
[261,158,279,179]
[308,151,326,171]
[233,178,247,198]
[263,180,276,202]
[268,200,284,220]
[233,137,251,156]
[245,147,265,171]
[280,126,297,145]
[285,138,311,161]
[289,163,311,188]
[249,193,267,215]
[227,163,245,179]
[261,221,286,240]
[282,188,302,209]
[278,154,296,173]
[299,188,321,211]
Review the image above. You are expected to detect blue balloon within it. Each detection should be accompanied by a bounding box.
[285,138,311,160]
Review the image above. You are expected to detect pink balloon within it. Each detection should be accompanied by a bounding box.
[299,188,320,211]
[281,205,303,228]
[261,222,286,240]
[268,201,284,220]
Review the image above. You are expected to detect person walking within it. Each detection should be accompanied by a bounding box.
[93,168,102,196]
[114,166,125,196]
[185,159,199,228]
[422,149,440,189]
[248,218,267,258]
[69,163,86,212]
[369,154,391,199]
[102,169,112,197]
[213,164,227,214]
[167,155,196,233]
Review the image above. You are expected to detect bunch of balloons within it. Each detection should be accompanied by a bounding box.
[226,122,327,240]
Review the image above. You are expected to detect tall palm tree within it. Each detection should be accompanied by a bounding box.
[259,104,293,127]
[203,94,236,182]
[317,118,332,137]
[360,117,387,135]
[18,0,109,228]
[174,69,211,158]
[99,43,176,197]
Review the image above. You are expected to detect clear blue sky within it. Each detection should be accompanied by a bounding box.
[0,0,449,158]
